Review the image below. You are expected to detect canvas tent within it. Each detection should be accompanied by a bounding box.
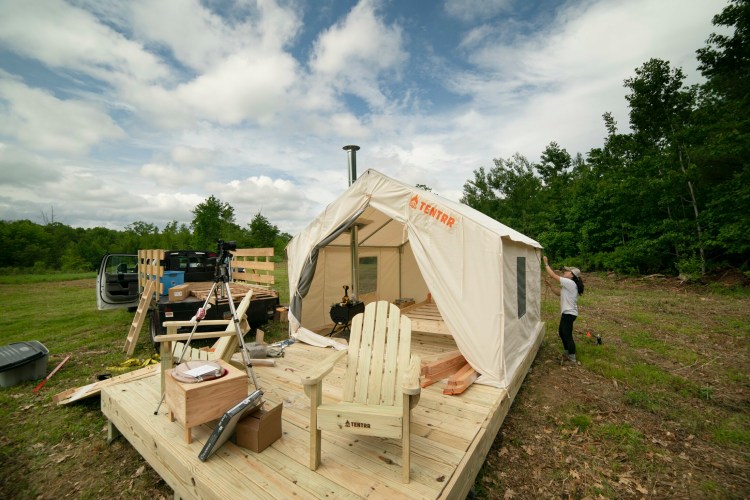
[286,169,544,389]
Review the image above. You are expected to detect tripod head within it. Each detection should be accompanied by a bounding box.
[214,239,237,282]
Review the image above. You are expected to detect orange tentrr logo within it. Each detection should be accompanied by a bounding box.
[409,194,456,228]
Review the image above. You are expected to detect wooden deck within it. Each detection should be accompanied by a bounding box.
[102,322,544,499]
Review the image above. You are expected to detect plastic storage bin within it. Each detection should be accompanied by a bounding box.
[160,271,185,296]
[0,341,49,388]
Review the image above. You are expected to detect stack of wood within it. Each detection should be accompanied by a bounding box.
[419,350,479,395]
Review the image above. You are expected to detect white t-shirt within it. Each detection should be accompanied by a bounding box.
[560,277,579,316]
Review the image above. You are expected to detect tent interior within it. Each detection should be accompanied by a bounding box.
[299,205,428,330]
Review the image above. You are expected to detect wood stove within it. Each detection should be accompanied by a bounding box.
[328,301,365,337]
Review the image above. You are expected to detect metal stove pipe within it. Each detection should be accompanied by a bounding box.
[343,145,360,300]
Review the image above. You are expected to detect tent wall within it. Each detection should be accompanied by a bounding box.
[500,239,542,381]
[399,241,428,303]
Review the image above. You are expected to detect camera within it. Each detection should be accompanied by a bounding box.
[217,239,237,252]
[215,240,237,279]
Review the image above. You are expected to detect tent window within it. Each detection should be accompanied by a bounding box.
[359,256,377,295]
[517,256,526,318]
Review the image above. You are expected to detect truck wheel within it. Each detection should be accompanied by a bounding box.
[148,310,162,353]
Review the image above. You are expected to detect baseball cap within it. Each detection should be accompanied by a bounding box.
[563,266,581,278]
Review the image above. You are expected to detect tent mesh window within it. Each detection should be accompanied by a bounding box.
[517,256,526,318]
[358,256,377,295]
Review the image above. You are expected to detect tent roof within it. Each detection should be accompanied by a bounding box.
[322,169,542,249]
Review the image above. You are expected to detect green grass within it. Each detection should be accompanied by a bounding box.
[568,414,593,433]
[0,271,96,284]
[0,269,294,498]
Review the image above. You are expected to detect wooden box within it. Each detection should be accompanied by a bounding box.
[165,360,247,443]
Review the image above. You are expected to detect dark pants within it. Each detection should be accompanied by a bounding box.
[558,313,577,355]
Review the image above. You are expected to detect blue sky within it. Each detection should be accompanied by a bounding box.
[0,0,728,235]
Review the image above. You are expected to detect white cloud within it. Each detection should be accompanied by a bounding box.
[310,0,407,109]
[171,145,217,165]
[176,51,299,125]
[443,0,512,23]
[0,143,62,187]
[0,76,124,154]
[130,0,301,72]
[0,0,169,85]
[0,0,728,235]
[446,0,725,159]
[139,162,210,188]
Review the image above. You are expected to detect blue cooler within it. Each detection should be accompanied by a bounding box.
[0,341,49,388]
[160,271,185,296]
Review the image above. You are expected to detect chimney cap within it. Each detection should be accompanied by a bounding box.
[343,145,360,151]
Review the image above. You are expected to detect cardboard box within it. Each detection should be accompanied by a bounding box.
[165,360,247,443]
[168,283,191,302]
[236,402,282,453]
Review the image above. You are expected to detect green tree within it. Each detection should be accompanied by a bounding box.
[461,154,543,238]
[161,221,192,250]
[247,212,279,249]
[624,58,704,273]
[191,195,236,250]
[123,221,160,252]
[694,0,750,269]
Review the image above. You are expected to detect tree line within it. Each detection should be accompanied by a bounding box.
[0,195,291,273]
[461,0,749,277]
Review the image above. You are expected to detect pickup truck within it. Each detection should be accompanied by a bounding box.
[97,249,280,350]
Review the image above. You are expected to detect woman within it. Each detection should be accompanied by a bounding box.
[543,255,584,363]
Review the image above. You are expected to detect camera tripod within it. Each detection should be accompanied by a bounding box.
[154,242,262,415]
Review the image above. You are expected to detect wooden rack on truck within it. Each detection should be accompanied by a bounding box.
[124,248,280,355]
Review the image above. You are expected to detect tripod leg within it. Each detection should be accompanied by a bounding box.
[175,280,221,365]
[223,282,261,391]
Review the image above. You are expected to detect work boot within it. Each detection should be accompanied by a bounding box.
[567,353,580,365]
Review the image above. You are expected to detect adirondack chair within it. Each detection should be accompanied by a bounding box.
[162,290,254,365]
[301,300,421,483]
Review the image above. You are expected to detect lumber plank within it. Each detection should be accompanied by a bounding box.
[421,351,465,377]
[124,279,156,356]
[53,364,160,405]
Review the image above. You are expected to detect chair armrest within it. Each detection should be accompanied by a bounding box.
[153,330,237,342]
[162,319,232,329]
[300,349,347,387]
[402,355,421,396]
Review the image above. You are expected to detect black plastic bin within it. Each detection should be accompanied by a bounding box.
[0,341,49,388]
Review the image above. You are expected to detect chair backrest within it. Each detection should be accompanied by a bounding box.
[342,301,412,407]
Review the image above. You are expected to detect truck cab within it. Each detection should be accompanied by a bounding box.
[96,253,140,310]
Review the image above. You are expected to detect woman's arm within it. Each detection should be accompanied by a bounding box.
[542,256,561,282]
[545,276,561,296]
